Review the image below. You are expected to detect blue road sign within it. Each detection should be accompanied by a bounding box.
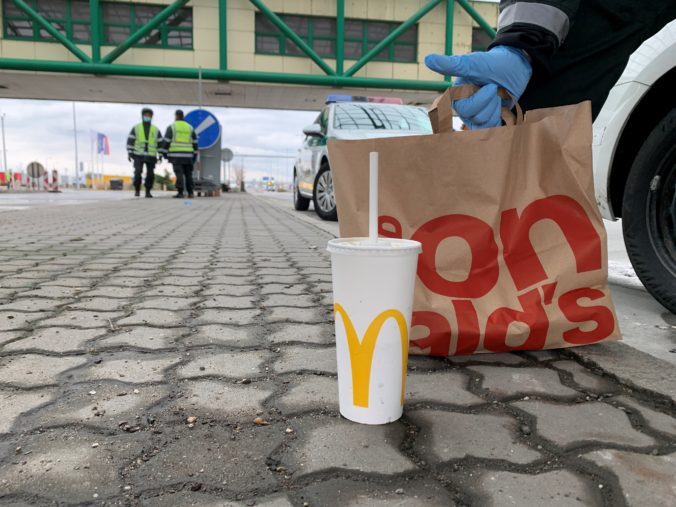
[185,109,221,149]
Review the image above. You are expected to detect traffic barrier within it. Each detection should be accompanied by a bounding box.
[50,170,59,192]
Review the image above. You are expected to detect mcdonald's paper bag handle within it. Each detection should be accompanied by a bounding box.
[428,84,524,133]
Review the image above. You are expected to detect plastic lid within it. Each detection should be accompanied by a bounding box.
[327,237,422,256]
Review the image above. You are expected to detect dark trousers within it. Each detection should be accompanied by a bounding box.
[133,158,156,191]
[173,162,194,195]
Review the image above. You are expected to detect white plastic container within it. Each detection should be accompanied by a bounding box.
[327,237,422,425]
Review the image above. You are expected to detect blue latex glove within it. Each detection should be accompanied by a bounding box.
[425,46,532,129]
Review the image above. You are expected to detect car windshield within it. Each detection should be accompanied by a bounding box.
[333,103,432,132]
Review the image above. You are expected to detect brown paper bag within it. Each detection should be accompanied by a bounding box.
[328,86,620,356]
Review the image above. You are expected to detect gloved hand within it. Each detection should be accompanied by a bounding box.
[127,154,132,162]
[425,46,532,129]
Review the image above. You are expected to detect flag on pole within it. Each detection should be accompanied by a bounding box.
[96,132,110,155]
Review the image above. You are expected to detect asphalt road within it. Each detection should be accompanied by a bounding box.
[255,190,676,365]
[0,189,174,211]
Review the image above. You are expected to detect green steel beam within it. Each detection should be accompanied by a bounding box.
[336,0,344,75]
[219,0,227,69]
[249,0,335,75]
[444,0,453,82]
[101,0,190,64]
[90,0,101,62]
[456,0,496,38]
[345,0,443,77]
[0,57,451,91]
[11,0,91,62]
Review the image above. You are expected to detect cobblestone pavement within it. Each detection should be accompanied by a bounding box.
[0,194,674,506]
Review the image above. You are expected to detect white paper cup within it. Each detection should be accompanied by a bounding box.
[327,237,422,425]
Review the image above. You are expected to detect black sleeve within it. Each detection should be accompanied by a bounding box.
[160,126,172,154]
[191,130,198,153]
[489,0,580,74]
[126,126,136,153]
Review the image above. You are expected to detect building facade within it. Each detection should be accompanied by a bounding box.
[0,0,498,109]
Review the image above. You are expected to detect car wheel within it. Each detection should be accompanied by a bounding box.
[293,169,310,211]
[622,108,676,313]
[313,161,338,221]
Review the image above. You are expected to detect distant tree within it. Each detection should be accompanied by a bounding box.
[154,169,175,191]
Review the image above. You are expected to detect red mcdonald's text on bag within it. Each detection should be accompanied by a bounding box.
[380,195,614,354]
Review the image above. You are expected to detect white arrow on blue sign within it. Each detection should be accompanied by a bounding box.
[185,109,221,149]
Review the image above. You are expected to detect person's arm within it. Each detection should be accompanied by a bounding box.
[159,126,172,158]
[424,1,580,129]
[126,127,135,160]
[489,0,580,74]
[191,130,199,162]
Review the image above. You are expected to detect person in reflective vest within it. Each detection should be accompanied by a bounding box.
[126,107,160,198]
[160,109,198,199]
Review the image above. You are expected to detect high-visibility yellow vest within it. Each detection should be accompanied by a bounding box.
[169,120,195,153]
[133,123,160,156]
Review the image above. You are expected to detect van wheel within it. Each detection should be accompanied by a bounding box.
[313,161,338,221]
[622,108,676,313]
[293,169,310,211]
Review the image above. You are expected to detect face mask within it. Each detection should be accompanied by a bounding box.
[143,116,152,123]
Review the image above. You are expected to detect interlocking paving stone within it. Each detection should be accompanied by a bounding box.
[0,330,24,347]
[274,345,336,374]
[448,353,526,365]
[67,297,131,311]
[198,295,257,309]
[275,374,338,414]
[181,325,257,347]
[134,296,201,311]
[406,371,484,406]
[178,350,271,379]
[0,388,55,433]
[260,284,307,295]
[129,425,283,493]
[261,294,316,307]
[267,323,333,344]
[280,417,415,475]
[116,309,185,327]
[612,396,676,437]
[143,285,201,297]
[411,409,541,464]
[0,311,38,331]
[79,356,181,384]
[585,450,676,506]
[477,470,601,506]
[468,366,579,397]
[1,194,674,505]
[552,360,616,392]
[0,354,88,387]
[202,284,256,297]
[0,428,144,503]
[140,492,293,507]
[35,383,167,428]
[3,327,107,353]
[98,326,182,350]
[196,308,261,326]
[0,298,65,312]
[265,306,322,323]
[181,379,274,420]
[38,310,123,329]
[295,477,455,506]
[513,401,656,447]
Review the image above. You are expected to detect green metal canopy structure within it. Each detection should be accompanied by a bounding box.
[0,0,495,93]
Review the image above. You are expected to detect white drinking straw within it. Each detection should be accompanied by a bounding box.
[369,151,379,245]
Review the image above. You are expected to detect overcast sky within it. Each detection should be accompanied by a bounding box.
[0,99,317,182]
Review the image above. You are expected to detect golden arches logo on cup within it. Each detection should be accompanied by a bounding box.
[333,303,409,408]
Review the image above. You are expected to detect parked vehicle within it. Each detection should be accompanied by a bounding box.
[294,96,432,221]
[593,19,676,313]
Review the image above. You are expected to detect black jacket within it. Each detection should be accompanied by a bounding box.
[489,0,676,118]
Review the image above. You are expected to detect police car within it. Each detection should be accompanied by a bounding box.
[293,95,432,221]
[593,19,676,313]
